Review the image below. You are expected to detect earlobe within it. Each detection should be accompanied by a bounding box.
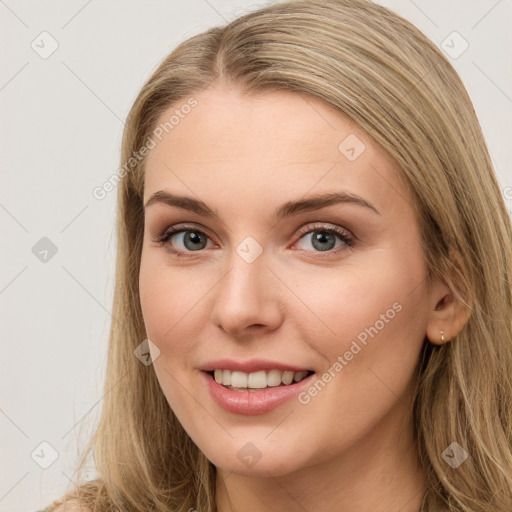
[425,278,472,346]
[427,328,453,345]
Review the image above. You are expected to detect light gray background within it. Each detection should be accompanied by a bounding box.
[1,1,511,510]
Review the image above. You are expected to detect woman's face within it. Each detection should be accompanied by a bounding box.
[139,85,434,476]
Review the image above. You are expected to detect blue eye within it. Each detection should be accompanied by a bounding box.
[154,227,213,252]
[152,222,354,256]
[295,226,353,252]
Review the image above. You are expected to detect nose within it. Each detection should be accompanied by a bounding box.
[209,248,284,338]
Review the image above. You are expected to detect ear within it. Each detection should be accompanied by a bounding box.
[425,273,471,345]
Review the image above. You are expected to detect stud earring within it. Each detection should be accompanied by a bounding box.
[440,330,445,343]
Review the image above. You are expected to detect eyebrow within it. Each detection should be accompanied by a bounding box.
[144,190,380,219]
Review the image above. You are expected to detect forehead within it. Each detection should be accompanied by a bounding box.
[143,85,407,217]
[147,86,371,163]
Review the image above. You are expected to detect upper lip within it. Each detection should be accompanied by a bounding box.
[200,358,314,374]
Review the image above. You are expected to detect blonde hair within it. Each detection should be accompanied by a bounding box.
[46,1,512,511]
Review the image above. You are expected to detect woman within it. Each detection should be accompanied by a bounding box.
[43,0,512,510]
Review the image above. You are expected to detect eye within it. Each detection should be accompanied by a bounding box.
[152,222,355,256]
[293,223,354,253]
[152,224,214,254]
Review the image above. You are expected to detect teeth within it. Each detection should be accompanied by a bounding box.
[212,369,310,389]
[282,371,294,385]
[248,370,267,389]
[267,369,282,387]
[231,371,247,388]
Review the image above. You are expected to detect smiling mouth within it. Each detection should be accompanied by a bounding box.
[207,369,315,391]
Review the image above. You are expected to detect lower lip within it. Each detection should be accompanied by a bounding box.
[201,371,316,415]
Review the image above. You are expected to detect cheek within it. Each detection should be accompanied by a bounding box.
[139,253,208,355]
[294,250,430,401]
[138,255,205,412]
[289,254,428,446]
[301,252,423,343]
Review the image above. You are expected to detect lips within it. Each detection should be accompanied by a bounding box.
[201,369,316,415]
[198,357,317,414]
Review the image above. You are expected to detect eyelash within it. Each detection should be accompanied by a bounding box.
[152,222,355,258]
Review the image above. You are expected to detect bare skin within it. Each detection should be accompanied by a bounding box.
[139,83,468,512]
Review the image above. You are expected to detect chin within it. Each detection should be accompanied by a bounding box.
[203,441,311,478]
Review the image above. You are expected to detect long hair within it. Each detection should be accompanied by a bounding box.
[46,1,512,510]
